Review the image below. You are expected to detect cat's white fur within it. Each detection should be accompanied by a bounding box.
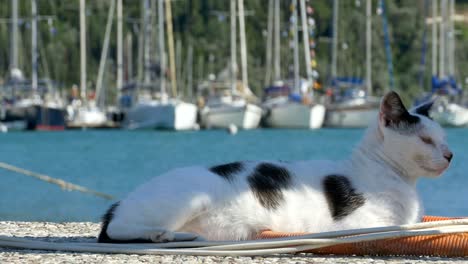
[102,92,452,242]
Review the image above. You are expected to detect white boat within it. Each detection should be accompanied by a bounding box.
[325,102,379,128]
[325,88,380,128]
[198,0,261,130]
[261,1,325,129]
[200,95,261,130]
[124,98,197,130]
[120,0,198,131]
[325,0,380,128]
[264,100,325,129]
[68,107,107,127]
[431,99,468,127]
[66,100,108,128]
[262,84,325,129]
[425,2,467,127]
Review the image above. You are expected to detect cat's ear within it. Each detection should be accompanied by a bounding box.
[379,91,418,127]
[411,100,434,118]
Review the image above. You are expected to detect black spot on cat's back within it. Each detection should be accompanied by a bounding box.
[248,163,292,210]
[98,202,151,243]
[209,162,244,182]
[322,175,365,220]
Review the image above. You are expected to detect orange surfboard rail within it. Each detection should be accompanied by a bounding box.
[257,216,468,257]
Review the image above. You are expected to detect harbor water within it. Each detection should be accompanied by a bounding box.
[0,128,466,222]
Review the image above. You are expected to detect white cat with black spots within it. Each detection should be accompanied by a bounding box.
[98,91,453,243]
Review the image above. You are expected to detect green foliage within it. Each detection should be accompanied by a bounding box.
[0,0,467,103]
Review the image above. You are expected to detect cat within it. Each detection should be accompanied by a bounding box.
[98,91,453,243]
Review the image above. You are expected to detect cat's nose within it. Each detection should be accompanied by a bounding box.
[444,152,453,162]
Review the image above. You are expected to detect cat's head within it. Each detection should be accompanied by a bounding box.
[377,91,453,178]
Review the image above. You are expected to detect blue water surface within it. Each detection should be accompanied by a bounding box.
[0,128,466,222]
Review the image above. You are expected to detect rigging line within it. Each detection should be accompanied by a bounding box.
[0,161,114,200]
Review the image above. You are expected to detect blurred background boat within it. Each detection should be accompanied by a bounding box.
[262,81,325,129]
[199,77,261,130]
[0,0,66,131]
[1,74,66,131]
[123,0,197,130]
[428,77,468,127]
[261,0,325,129]
[418,0,468,127]
[199,0,261,130]
[324,0,381,128]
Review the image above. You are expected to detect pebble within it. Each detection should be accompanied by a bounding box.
[0,222,467,264]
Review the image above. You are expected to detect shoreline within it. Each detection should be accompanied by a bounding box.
[0,221,467,264]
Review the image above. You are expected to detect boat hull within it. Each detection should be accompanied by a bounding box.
[67,106,108,128]
[201,103,262,129]
[125,101,197,130]
[264,103,326,129]
[431,103,468,127]
[2,105,66,131]
[31,105,66,130]
[325,105,379,128]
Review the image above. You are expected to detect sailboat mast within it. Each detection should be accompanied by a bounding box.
[117,0,123,94]
[126,33,133,81]
[165,0,177,98]
[136,0,144,89]
[291,0,300,91]
[238,0,249,90]
[230,0,237,94]
[439,0,446,78]
[264,0,274,86]
[95,0,116,108]
[158,0,166,96]
[31,0,38,93]
[299,0,312,87]
[432,0,438,76]
[331,0,338,79]
[10,0,18,71]
[143,0,151,85]
[176,39,183,96]
[448,0,455,77]
[80,0,87,102]
[365,0,372,95]
[186,44,193,99]
[273,0,281,81]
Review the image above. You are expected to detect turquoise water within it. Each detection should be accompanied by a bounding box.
[0,128,466,222]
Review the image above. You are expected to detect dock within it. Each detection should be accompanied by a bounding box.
[1,221,467,263]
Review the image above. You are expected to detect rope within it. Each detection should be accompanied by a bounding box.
[0,161,114,200]
[0,219,467,257]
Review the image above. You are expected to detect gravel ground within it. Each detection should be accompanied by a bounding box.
[0,221,467,264]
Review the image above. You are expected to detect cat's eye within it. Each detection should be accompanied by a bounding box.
[420,136,434,145]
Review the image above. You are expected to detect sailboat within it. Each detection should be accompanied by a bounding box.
[324,0,380,128]
[1,0,66,131]
[1,75,66,131]
[199,0,262,130]
[67,0,108,129]
[123,0,197,130]
[426,0,468,127]
[198,72,262,130]
[262,0,325,129]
